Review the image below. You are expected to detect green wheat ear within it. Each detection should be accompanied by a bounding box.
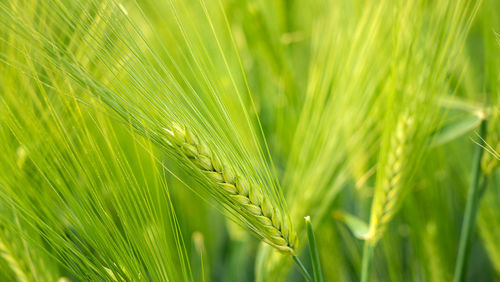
[367,112,415,244]
[166,124,297,254]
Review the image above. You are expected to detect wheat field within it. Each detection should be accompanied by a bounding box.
[0,0,498,281]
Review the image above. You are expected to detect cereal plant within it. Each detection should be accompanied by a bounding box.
[0,0,498,281]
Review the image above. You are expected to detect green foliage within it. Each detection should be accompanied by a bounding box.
[0,0,498,281]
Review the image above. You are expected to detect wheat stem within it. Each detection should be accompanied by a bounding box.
[453,119,487,282]
[360,241,374,282]
[293,255,313,282]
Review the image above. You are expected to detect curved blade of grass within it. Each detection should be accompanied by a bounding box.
[333,211,369,240]
[429,112,484,148]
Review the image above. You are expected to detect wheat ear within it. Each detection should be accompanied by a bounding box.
[367,113,414,244]
[166,124,296,254]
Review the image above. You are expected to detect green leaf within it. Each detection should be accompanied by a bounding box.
[429,112,484,148]
[438,97,482,112]
[305,216,323,282]
[333,211,369,240]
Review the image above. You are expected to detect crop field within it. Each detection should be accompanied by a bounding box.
[0,0,498,281]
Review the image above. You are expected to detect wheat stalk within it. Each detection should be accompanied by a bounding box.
[367,112,414,244]
[166,124,296,254]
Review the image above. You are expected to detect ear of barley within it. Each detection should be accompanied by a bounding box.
[166,124,296,254]
[0,0,297,257]
[367,112,415,245]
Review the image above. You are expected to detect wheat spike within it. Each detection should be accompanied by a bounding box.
[166,124,296,254]
[367,113,414,244]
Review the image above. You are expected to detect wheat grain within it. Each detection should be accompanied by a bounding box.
[166,124,296,254]
[367,113,414,244]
